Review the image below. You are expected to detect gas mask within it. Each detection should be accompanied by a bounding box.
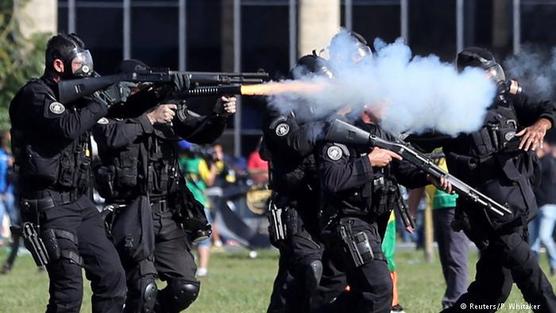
[67,48,94,78]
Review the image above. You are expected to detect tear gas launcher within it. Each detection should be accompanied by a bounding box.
[325,119,512,217]
[58,69,270,104]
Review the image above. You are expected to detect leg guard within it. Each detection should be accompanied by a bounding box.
[127,275,157,313]
[124,259,158,313]
[156,279,200,313]
[142,278,158,313]
[304,260,323,292]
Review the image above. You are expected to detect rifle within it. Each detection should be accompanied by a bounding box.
[325,119,512,217]
[58,69,270,104]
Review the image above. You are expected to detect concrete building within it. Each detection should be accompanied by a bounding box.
[19,0,556,156]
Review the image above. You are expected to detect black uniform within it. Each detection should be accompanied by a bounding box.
[263,109,347,313]
[318,119,428,313]
[422,90,556,312]
[93,90,228,313]
[9,76,127,313]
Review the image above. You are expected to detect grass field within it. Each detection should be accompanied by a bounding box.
[0,246,554,313]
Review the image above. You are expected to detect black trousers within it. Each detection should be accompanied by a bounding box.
[320,217,392,313]
[267,222,346,313]
[118,206,198,313]
[24,194,127,313]
[444,226,556,313]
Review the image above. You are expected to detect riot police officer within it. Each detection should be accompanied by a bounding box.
[428,47,556,312]
[263,54,347,313]
[92,59,236,313]
[318,109,437,313]
[9,33,127,313]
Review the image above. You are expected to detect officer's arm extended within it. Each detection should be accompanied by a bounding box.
[172,96,236,144]
[26,86,107,142]
[92,115,153,149]
[391,159,429,189]
[319,143,374,193]
[172,108,227,144]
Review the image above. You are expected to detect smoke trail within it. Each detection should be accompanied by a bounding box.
[504,47,556,101]
[267,30,497,137]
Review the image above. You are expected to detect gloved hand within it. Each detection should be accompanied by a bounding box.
[213,96,237,117]
[92,82,134,107]
[172,73,189,91]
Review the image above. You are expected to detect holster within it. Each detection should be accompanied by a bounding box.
[110,196,155,262]
[170,187,212,243]
[337,219,374,267]
[18,222,50,267]
[267,199,288,243]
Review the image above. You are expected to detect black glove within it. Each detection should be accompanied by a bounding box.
[172,73,189,91]
[92,82,134,107]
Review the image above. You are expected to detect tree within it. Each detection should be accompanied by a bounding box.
[0,0,49,130]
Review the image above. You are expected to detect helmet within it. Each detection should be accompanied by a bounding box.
[118,59,149,73]
[290,54,334,79]
[45,33,94,79]
[456,47,506,83]
[317,30,372,63]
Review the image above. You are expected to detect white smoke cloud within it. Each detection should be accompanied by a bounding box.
[268,30,497,137]
[504,47,556,101]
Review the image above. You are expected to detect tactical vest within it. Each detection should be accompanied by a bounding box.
[12,79,91,195]
[331,144,399,219]
[445,95,528,182]
[96,129,180,201]
[468,101,519,160]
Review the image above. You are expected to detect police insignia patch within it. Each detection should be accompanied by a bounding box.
[97,117,109,125]
[275,123,290,137]
[49,102,65,114]
[327,146,343,161]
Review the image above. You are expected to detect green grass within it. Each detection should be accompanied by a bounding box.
[0,247,555,312]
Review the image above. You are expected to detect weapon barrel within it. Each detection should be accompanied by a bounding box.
[180,85,243,97]
[183,71,270,85]
[325,119,512,216]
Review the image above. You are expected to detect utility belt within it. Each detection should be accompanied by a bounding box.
[21,189,77,207]
[150,198,171,213]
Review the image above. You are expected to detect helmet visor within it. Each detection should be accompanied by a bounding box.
[486,63,505,83]
[71,49,94,77]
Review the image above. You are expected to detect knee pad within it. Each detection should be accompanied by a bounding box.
[304,260,323,291]
[141,277,158,313]
[158,279,200,312]
[124,274,157,313]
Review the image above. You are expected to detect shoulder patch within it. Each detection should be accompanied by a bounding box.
[327,145,343,161]
[97,117,109,125]
[275,123,290,137]
[49,102,65,114]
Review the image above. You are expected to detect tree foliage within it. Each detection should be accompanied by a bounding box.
[0,0,49,130]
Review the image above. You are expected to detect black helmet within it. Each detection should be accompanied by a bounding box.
[290,54,334,79]
[45,33,94,79]
[456,47,505,83]
[118,59,149,73]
